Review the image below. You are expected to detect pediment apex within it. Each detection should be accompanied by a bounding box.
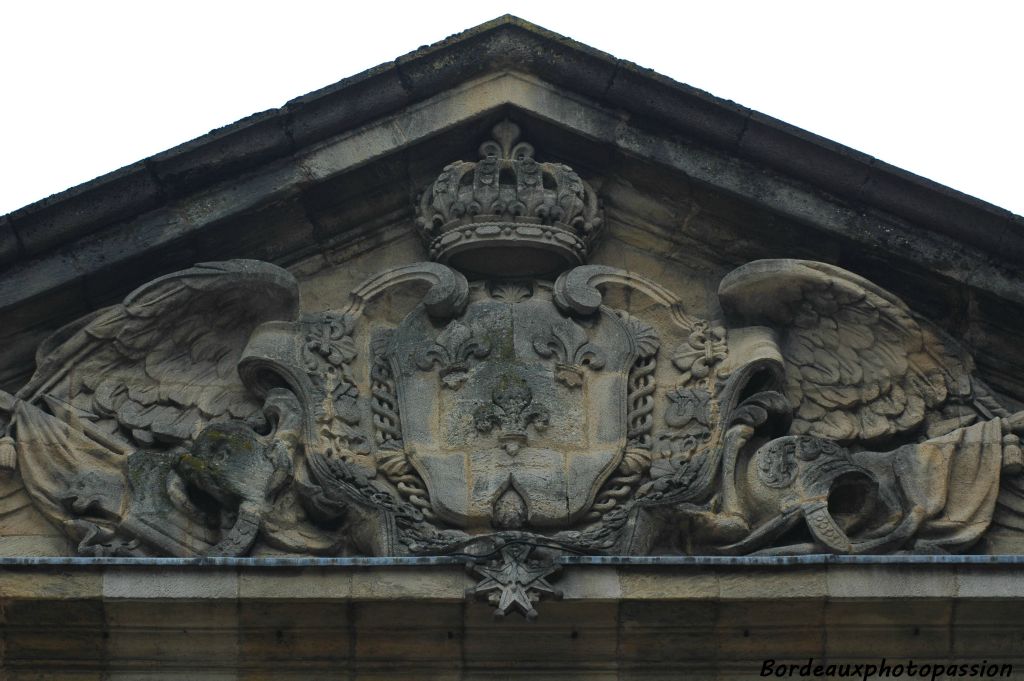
[4,17,1024,579]
[2,16,1024,400]
[4,16,1020,258]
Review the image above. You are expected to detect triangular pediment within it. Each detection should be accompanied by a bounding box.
[7,16,1024,673]
[2,18,1022,401]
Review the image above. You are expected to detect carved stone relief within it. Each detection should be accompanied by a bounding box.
[3,122,1024,612]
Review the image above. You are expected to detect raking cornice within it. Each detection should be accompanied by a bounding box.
[1,16,1022,399]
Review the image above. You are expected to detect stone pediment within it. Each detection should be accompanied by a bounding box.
[3,16,1024,625]
[2,17,1023,399]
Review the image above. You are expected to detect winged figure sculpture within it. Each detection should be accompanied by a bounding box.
[2,124,1022,563]
[1,254,1021,560]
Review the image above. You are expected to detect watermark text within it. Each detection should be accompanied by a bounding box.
[761,659,1012,680]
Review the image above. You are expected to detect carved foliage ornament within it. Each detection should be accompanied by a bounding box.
[2,124,1024,595]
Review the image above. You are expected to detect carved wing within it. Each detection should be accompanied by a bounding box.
[18,259,300,447]
[718,259,975,444]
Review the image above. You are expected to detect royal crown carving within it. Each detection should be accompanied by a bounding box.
[415,120,603,276]
[3,123,1024,618]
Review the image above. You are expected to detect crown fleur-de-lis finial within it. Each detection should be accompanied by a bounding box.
[478,119,535,161]
[416,120,603,277]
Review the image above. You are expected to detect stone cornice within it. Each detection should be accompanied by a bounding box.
[2,17,1023,403]
[2,561,1022,674]
[2,16,1021,267]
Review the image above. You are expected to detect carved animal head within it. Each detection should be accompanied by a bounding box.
[177,421,286,508]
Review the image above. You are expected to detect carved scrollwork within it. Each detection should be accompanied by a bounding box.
[553,265,698,331]
[657,387,714,457]
[5,225,1024,580]
[177,393,297,557]
[342,262,469,320]
[301,313,357,373]
[755,435,847,490]
[754,438,799,489]
[7,93,1024,590]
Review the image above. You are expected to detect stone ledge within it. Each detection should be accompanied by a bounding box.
[3,560,1024,602]
[3,565,1024,679]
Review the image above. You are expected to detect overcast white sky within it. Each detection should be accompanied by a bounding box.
[2,1,1021,217]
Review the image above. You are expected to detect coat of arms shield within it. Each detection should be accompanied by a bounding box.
[386,282,637,530]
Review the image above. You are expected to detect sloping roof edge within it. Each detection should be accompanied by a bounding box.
[1,15,1022,269]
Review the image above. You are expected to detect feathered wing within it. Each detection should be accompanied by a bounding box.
[718,259,976,444]
[11,260,300,545]
[19,260,300,446]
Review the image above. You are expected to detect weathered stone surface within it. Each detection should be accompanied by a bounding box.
[105,599,240,672]
[237,567,352,599]
[0,216,20,268]
[717,566,828,600]
[2,18,1023,413]
[149,110,292,198]
[0,567,101,600]
[618,600,719,663]
[824,600,953,658]
[618,568,718,600]
[103,568,238,599]
[3,122,1023,579]
[558,566,620,600]
[0,534,68,557]
[2,15,1024,677]
[353,601,463,673]
[717,599,826,659]
[953,600,1024,658]
[350,567,467,600]
[8,161,163,255]
[2,598,107,673]
[0,562,1019,676]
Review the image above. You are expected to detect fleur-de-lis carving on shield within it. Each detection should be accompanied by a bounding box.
[473,376,550,454]
[417,319,491,389]
[533,318,606,388]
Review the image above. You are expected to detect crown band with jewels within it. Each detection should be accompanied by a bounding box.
[415,121,603,277]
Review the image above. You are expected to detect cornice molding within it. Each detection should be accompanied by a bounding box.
[3,17,1021,266]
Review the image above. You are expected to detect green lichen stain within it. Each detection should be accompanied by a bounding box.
[177,425,259,483]
[482,325,515,360]
[177,453,208,474]
[201,426,257,453]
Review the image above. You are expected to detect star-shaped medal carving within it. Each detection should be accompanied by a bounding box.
[466,543,562,620]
